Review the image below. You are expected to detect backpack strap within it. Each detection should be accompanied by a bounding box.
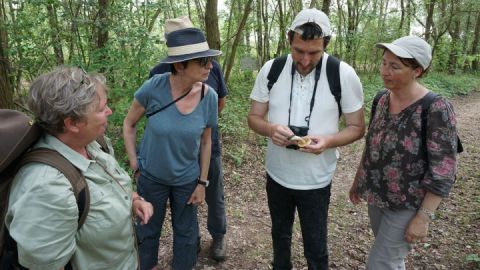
[326,55,342,117]
[267,55,343,117]
[369,90,388,129]
[267,56,288,91]
[95,136,110,154]
[420,92,438,155]
[420,92,463,154]
[19,149,90,229]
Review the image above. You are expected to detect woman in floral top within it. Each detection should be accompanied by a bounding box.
[349,36,458,269]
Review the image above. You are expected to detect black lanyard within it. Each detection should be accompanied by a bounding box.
[145,83,205,118]
[287,57,323,127]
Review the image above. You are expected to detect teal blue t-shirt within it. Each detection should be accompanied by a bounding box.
[135,73,218,186]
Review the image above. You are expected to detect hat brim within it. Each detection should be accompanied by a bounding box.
[160,49,222,64]
[376,43,414,59]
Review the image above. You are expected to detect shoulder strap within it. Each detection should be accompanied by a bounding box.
[267,56,288,91]
[420,92,463,154]
[145,87,192,118]
[326,55,342,117]
[19,149,90,229]
[420,92,438,156]
[95,136,110,154]
[369,90,388,129]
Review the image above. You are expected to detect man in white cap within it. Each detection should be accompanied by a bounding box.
[248,8,365,269]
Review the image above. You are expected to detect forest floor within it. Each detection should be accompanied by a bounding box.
[157,91,480,270]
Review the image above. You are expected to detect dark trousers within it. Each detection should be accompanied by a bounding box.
[136,175,198,270]
[266,174,331,270]
[205,155,227,239]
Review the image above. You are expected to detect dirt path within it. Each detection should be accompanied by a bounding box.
[159,91,480,270]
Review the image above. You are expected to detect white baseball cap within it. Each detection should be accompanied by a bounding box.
[376,36,432,70]
[289,8,331,37]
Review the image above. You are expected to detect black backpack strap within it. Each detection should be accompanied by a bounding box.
[146,87,192,118]
[420,92,439,156]
[267,56,288,91]
[420,92,463,154]
[326,55,342,117]
[19,149,90,229]
[369,90,388,129]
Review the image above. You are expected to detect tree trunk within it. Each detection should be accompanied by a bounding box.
[275,0,286,57]
[321,0,331,15]
[46,3,64,65]
[96,0,109,72]
[224,0,254,83]
[205,0,221,50]
[0,0,13,109]
[471,12,480,71]
[447,4,460,74]
[424,0,436,41]
[255,0,263,66]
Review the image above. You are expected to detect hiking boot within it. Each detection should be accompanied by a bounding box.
[211,237,227,261]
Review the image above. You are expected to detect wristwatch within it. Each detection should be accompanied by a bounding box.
[197,178,209,187]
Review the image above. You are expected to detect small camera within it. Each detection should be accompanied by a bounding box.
[287,125,309,150]
[289,125,309,137]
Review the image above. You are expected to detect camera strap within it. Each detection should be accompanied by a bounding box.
[288,57,323,128]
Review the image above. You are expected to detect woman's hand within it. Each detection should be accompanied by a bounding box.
[132,197,154,225]
[349,180,362,205]
[187,185,205,206]
[404,213,430,244]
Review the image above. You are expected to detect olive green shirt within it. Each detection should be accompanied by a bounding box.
[6,134,138,270]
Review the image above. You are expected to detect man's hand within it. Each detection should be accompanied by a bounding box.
[270,124,295,147]
[299,135,332,155]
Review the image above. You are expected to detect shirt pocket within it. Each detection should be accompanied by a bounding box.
[86,185,117,229]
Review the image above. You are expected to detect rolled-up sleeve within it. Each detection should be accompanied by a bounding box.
[6,164,78,270]
[421,98,458,197]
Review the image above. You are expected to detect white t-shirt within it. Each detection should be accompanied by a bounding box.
[250,53,363,190]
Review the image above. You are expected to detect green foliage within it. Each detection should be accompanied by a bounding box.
[219,68,255,139]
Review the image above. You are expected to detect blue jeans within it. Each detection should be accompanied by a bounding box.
[136,175,198,270]
[266,174,331,270]
[205,155,227,239]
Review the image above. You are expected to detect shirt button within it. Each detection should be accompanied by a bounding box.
[125,196,129,200]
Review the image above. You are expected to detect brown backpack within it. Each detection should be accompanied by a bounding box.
[0,109,109,269]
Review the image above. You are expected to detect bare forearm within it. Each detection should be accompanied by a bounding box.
[327,123,365,148]
[247,114,272,138]
[199,130,212,180]
[122,123,138,168]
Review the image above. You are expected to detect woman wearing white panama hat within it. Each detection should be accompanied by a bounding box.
[123,18,220,270]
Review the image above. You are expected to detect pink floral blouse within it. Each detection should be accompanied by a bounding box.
[356,90,458,210]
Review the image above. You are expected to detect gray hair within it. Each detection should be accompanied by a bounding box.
[28,66,107,134]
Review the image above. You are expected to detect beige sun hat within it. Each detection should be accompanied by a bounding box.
[376,36,432,70]
[160,16,222,64]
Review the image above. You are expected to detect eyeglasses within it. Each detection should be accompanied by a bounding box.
[195,57,213,67]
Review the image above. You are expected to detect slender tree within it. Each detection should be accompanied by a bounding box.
[205,0,221,50]
[0,0,13,109]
